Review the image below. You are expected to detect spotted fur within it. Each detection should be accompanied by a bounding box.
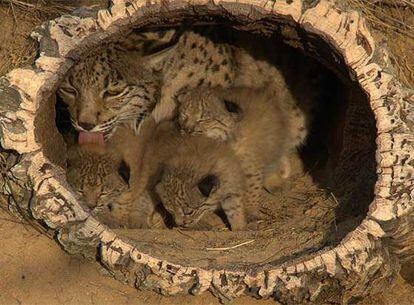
[127,120,246,230]
[59,48,160,138]
[66,143,127,214]
[177,86,302,195]
[57,30,179,138]
[66,142,163,229]
[148,30,237,124]
[148,33,309,148]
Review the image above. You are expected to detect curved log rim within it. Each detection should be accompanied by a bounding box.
[0,0,413,304]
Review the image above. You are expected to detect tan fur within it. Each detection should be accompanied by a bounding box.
[148,31,236,123]
[106,123,149,189]
[177,86,300,194]
[66,129,164,229]
[66,143,128,227]
[234,48,308,147]
[128,119,247,230]
[57,30,177,137]
[175,48,310,185]
[148,36,308,147]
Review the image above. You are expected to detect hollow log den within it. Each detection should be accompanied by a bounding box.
[0,0,413,304]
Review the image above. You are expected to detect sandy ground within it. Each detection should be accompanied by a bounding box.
[0,209,276,305]
[1,207,414,305]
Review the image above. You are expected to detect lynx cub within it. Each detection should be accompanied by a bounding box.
[66,142,129,227]
[149,34,308,145]
[66,132,162,229]
[177,86,302,193]
[148,30,236,123]
[128,119,246,230]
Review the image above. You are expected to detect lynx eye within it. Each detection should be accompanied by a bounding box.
[183,208,194,216]
[103,89,122,99]
[197,174,218,197]
[59,86,77,96]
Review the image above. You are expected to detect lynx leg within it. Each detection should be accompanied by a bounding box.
[131,191,157,229]
[152,90,176,123]
[150,211,168,229]
[263,155,291,194]
[221,195,246,231]
[115,190,155,229]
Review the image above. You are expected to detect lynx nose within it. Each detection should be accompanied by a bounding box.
[182,207,193,216]
[173,216,184,226]
[79,122,95,131]
[182,121,195,133]
[180,116,192,129]
[185,126,194,133]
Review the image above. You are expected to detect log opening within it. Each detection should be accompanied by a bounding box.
[52,25,377,270]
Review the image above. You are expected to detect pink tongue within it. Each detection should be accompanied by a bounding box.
[78,132,105,146]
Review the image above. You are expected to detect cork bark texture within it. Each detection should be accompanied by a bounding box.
[0,0,413,304]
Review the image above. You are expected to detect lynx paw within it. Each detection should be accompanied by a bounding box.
[263,157,291,194]
[150,211,168,229]
[128,212,153,229]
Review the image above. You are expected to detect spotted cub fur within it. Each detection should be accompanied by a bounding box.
[128,119,246,230]
[155,137,247,230]
[66,140,163,229]
[133,85,294,229]
[66,143,128,227]
[177,86,301,194]
[149,34,308,146]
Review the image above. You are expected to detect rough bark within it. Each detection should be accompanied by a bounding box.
[0,0,413,304]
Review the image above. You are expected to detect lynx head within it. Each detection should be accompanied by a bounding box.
[154,136,228,228]
[66,144,129,210]
[177,87,243,141]
[58,47,160,139]
[156,166,220,228]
